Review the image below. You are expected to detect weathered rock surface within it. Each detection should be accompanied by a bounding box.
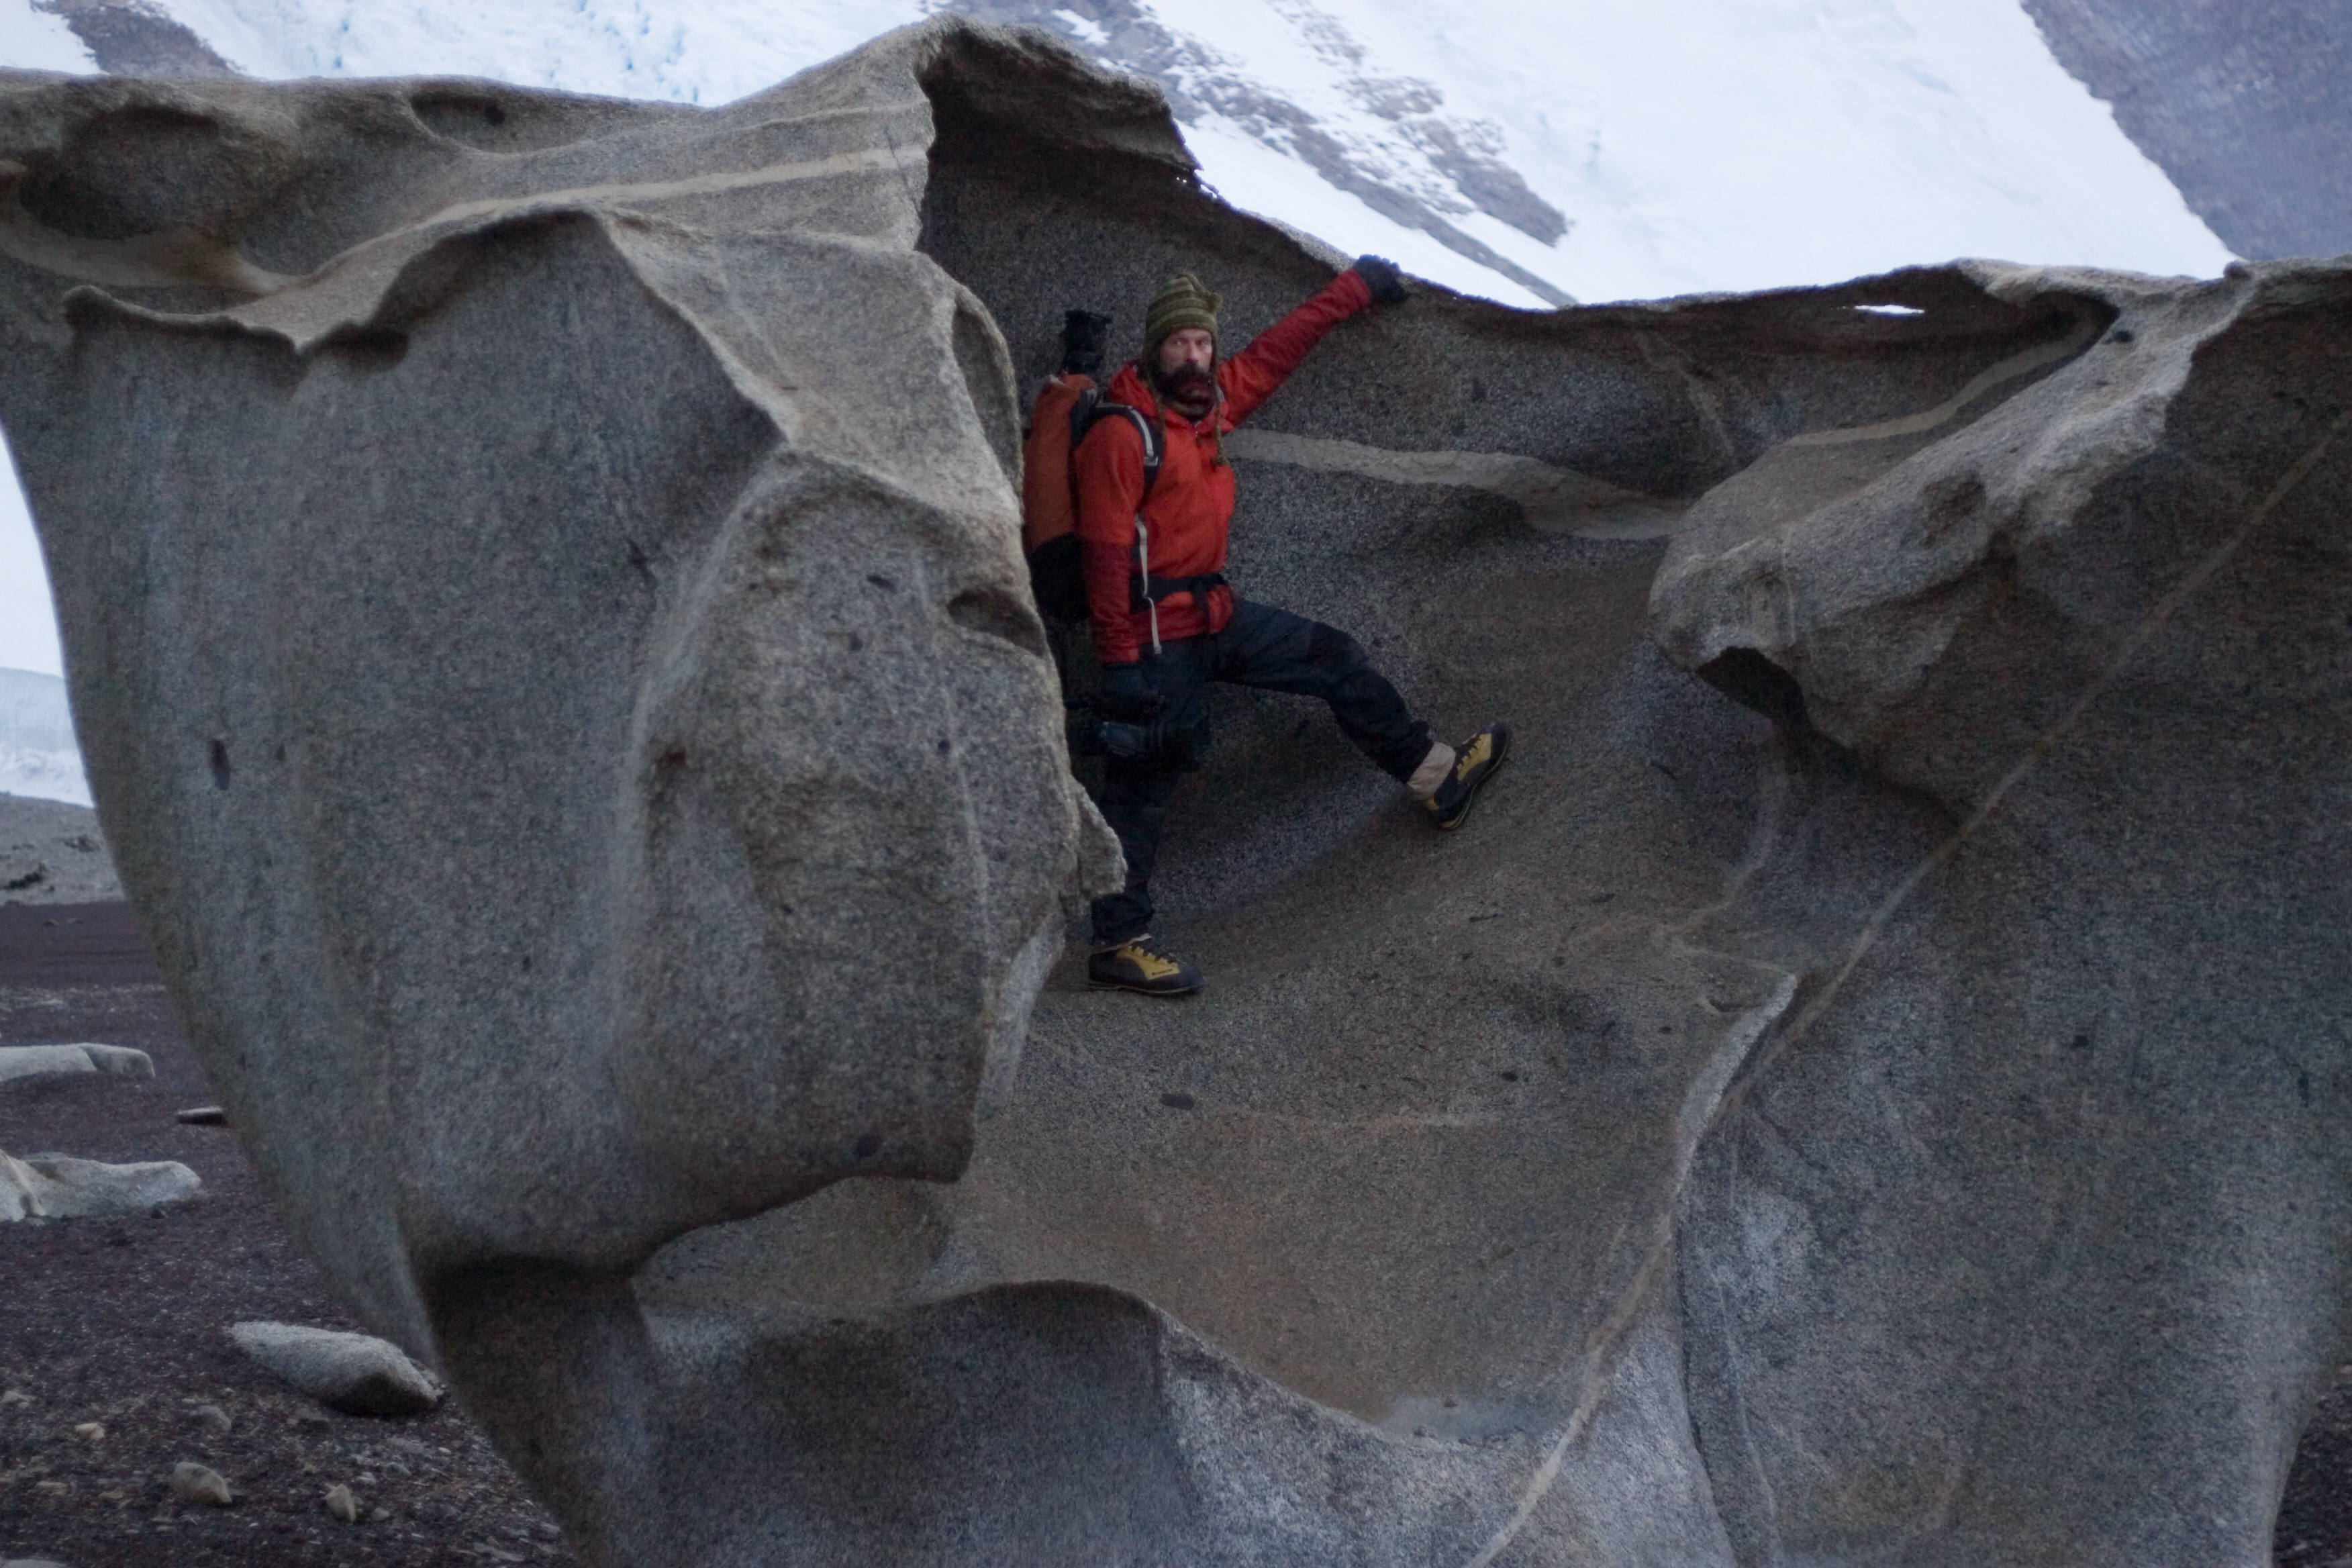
[1646,255,2352,1566]
[2024,0,2352,262]
[228,1322,443,1417]
[0,1042,151,1085]
[1,1146,199,1219]
[0,17,2344,1568]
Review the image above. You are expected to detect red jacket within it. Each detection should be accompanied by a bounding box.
[1075,269,1375,663]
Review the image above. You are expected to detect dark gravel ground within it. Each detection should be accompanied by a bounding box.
[0,901,575,1568]
[1,898,2347,1566]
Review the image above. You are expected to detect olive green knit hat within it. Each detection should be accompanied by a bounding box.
[1143,272,1222,360]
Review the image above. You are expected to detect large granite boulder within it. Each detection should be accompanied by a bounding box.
[2,17,2344,1567]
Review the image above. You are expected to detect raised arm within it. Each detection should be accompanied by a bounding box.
[1216,264,1387,426]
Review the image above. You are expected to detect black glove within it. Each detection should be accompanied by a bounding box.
[1069,710,1204,773]
[1353,255,1409,305]
[1094,662,1164,724]
[1060,309,1113,377]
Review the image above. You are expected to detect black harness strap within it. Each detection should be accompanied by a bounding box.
[1129,572,1227,611]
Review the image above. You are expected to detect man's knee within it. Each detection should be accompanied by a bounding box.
[1305,619,1376,677]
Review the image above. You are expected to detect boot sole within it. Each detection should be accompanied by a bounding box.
[1087,977,1204,997]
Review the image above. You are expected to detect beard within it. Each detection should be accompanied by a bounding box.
[1151,360,1218,420]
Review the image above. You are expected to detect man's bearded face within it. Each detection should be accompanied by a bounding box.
[1152,361,1216,423]
[1152,327,1217,418]
[1153,361,1216,415]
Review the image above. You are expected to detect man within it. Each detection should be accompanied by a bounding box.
[1077,258,1510,996]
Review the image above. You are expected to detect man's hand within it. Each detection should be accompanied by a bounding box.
[1353,255,1410,305]
[1095,662,1165,723]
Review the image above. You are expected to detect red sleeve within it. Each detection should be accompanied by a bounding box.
[1216,269,1374,426]
[1074,412,1147,664]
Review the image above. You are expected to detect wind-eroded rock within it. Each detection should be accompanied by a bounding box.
[1,16,2345,1568]
[1645,254,2352,1566]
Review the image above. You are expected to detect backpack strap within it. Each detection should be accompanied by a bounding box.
[1077,397,1160,498]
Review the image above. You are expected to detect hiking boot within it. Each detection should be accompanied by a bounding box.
[1424,723,1512,831]
[1088,934,1203,996]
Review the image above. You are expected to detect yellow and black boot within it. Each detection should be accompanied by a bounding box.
[1423,722,1512,830]
[1087,934,1203,996]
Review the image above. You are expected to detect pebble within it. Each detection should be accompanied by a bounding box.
[169,1461,233,1506]
[2,1559,72,1568]
[0,1389,30,1408]
[324,1482,359,1522]
[70,1422,102,1441]
[191,1403,232,1434]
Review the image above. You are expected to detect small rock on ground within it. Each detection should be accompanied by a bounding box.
[228,1321,442,1417]
[170,1460,233,1505]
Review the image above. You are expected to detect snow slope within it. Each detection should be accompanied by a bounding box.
[150,0,930,103]
[1112,0,2236,303]
[0,0,92,73]
[0,667,89,807]
[0,430,60,680]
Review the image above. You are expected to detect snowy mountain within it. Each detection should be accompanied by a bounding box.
[0,667,90,807]
[0,0,2236,305]
[0,0,2238,796]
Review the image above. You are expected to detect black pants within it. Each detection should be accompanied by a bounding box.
[1090,598,1432,944]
